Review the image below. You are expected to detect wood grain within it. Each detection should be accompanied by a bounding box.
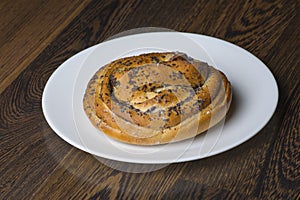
[0,0,299,199]
[0,0,90,95]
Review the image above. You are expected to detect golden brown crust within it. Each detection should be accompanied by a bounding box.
[83,52,232,145]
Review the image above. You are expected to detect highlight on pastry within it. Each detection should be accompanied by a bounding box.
[83,52,232,145]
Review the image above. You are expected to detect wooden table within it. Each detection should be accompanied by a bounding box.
[1,0,299,199]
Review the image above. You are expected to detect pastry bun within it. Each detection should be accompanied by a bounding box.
[83,52,232,145]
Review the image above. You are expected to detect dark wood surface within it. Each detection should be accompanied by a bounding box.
[0,0,299,199]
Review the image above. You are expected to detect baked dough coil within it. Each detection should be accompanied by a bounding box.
[83,52,232,145]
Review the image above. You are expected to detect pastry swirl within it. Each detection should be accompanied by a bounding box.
[83,52,232,145]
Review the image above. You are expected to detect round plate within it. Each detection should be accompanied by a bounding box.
[42,32,278,164]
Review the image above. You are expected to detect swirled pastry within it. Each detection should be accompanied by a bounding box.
[83,52,231,145]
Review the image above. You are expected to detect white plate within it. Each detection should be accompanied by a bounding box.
[42,32,278,164]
